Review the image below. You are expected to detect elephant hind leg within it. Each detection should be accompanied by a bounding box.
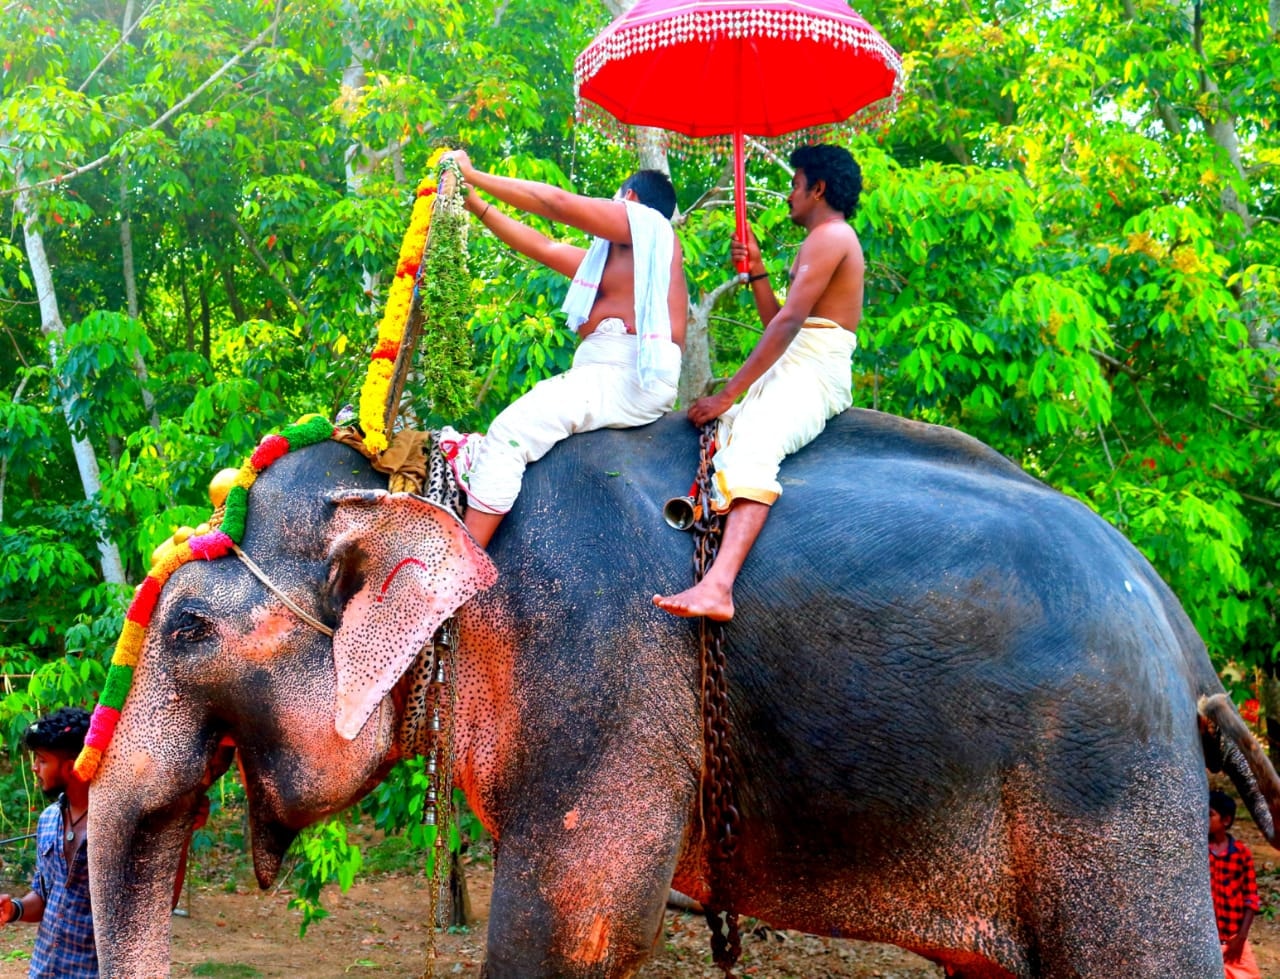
[482,820,681,978]
[1008,782,1221,976]
[483,883,667,979]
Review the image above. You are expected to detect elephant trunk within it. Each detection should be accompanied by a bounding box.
[90,796,193,975]
[89,733,217,976]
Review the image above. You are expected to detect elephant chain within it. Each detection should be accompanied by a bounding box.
[421,620,457,978]
[692,423,742,974]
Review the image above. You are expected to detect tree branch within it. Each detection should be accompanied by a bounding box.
[2,13,281,198]
[225,212,306,315]
[1091,346,1141,377]
[745,137,794,176]
[1240,491,1280,510]
[1210,401,1264,429]
[710,313,762,335]
[78,0,158,94]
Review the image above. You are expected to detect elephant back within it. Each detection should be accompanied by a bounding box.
[503,406,1211,735]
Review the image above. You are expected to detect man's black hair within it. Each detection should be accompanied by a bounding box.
[1209,788,1237,822]
[622,169,677,220]
[24,706,91,757]
[789,144,862,219]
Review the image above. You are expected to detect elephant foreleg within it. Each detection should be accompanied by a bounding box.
[481,799,688,978]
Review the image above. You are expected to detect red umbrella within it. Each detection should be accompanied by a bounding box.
[575,0,902,269]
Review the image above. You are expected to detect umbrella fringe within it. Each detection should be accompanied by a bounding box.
[573,98,899,161]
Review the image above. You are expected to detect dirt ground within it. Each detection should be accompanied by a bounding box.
[3,810,1280,977]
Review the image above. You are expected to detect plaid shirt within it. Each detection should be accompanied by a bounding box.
[1209,833,1261,941]
[29,796,97,978]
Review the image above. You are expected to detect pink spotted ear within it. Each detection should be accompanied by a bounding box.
[327,491,497,740]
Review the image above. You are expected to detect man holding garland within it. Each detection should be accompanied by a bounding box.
[441,149,687,549]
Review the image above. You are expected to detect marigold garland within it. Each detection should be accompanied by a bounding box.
[358,171,440,454]
[74,414,336,781]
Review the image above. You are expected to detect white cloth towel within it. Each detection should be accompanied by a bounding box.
[710,324,858,512]
[561,199,675,392]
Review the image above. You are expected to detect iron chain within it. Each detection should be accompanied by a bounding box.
[692,423,742,975]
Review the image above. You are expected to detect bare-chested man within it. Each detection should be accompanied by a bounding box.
[442,150,688,548]
[654,144,864,621]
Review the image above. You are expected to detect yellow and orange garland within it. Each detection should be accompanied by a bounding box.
[358,164,443,453]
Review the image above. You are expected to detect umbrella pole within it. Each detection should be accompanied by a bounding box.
[733,130,748,274]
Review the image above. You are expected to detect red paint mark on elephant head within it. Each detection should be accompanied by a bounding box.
[377,558,428,602]
[239,608,305,661]
[564,808,580,830]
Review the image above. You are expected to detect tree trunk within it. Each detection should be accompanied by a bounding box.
[681,276,744,406]
[221,265,248,323]
[198,265,212,362]
[340,22,381,306]
[635,127,669,174]
[120,166,165,442]
[1262,666,1280,770]
[679,305,715,407]
[181,273,195,353]
[0,373,32,527]
[1184,1,1277,358]
[14,170,127,586]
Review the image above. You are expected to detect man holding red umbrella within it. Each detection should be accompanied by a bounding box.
[654,144,864,622]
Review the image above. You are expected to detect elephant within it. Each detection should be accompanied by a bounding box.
[87,407,1280,978]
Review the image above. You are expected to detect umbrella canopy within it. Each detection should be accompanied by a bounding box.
[575,0,902,267]
[576,0,901,139]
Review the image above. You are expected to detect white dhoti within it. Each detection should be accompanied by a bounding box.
[711,318,857,512]
[463,319,679,515]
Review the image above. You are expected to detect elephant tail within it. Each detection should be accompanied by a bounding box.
[1199,693,1280,845]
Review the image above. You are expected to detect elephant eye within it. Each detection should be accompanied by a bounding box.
[169,608,215,646]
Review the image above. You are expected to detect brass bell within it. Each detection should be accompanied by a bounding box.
[662,495,699,531]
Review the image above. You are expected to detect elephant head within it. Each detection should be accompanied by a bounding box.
[87,440,495,975]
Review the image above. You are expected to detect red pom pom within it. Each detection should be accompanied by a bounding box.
[371,339,399,362]
[250,433,290,470]
[126,576,163,626]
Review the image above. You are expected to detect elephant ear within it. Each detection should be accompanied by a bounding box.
[326,490,497,740]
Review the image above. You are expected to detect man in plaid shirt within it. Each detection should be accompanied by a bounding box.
[1209,789,1263,979]
[0,707,97,978]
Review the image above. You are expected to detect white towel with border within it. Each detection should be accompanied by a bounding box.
[561,199,675,392]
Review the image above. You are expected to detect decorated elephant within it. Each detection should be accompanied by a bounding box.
[87,408,1278,978]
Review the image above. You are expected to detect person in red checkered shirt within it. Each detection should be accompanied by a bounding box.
[1209,789,1263,979]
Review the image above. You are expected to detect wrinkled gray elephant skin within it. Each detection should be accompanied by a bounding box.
[89,408,1275,978]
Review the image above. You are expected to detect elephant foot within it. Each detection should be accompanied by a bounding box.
[652,581,735,621]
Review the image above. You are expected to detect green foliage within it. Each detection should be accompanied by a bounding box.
[287,818,363,933]
[1,0,1277,939]
[417,171,479,421]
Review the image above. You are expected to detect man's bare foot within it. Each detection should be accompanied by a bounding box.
[652,582,735,621]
